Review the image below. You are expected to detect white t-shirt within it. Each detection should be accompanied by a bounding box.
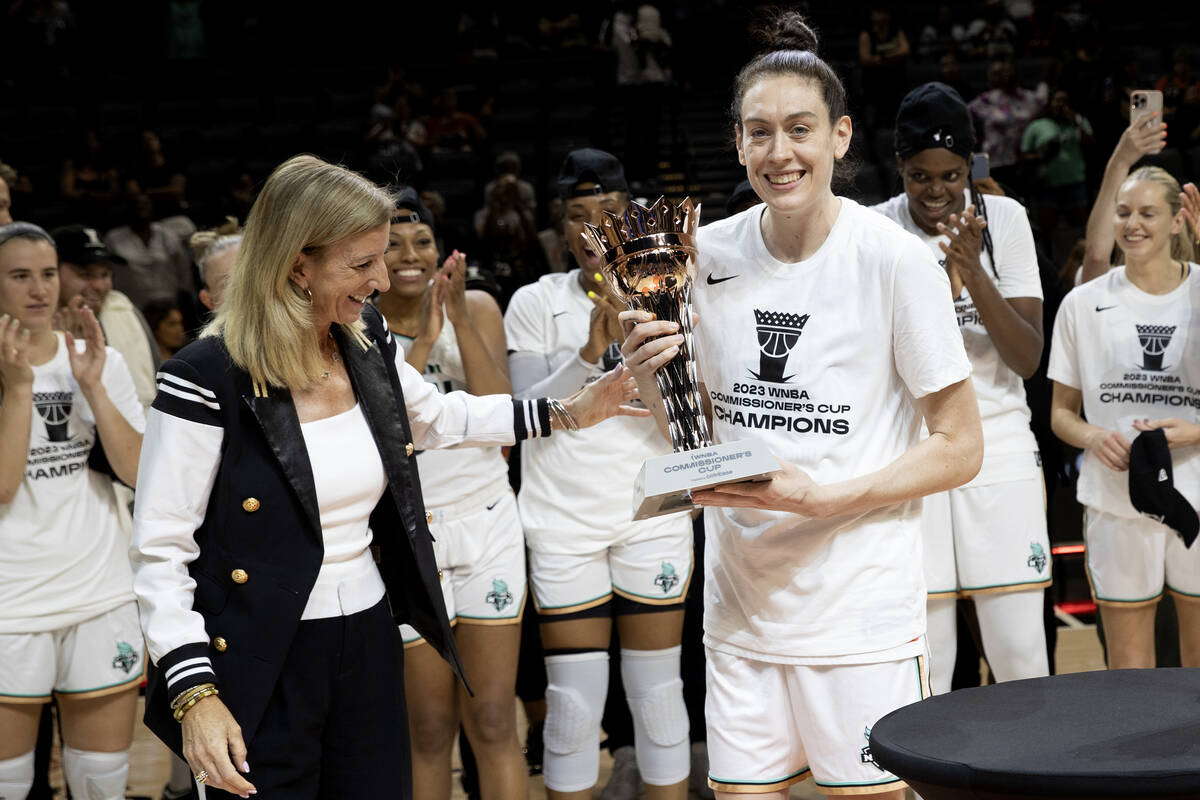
[0,334,146,633]
[1048,265,1200,517]
[505,270,687,553]
[873,190,1042,475]
[394,317,511,509]
[693,199,971,662]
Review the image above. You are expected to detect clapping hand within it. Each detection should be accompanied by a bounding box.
[65,304,107,394]
[937,204,987,297]
[0,314,34,389]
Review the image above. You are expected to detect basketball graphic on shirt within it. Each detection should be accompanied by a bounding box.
[1135,324,1175,371]
[33,391,74,442]
[752,309,809,383]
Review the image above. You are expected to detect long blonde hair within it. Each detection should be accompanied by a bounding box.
[1117,166,1196,264]
[204,155,394,390]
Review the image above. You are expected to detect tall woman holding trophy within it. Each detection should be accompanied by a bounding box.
[505,149,693,799]
[621,12,983,800]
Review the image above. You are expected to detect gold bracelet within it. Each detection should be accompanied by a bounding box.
[170,682,216,711]
[173,687,219,723]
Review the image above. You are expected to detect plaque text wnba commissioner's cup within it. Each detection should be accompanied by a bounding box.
[582,197,778,520]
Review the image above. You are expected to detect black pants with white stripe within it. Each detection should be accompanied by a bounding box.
[204,598,409,799]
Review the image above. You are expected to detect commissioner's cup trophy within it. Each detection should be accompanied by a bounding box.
[582,197,778,519]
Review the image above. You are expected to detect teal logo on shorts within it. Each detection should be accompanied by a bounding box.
[654,562,679,594]
[1027,542,1047,573]
[861,726,883,771]
[112,641,138,674]
[486,578,514,612]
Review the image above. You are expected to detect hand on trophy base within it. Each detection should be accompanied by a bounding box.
[691,459,833,519]
[633,441,779,520]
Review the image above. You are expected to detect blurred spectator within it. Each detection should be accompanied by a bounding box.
[1021,89,1093,231]
[365,94,425,184]
[59,130,121,228]
[51,224,160,410]
[482,151,536,215]
[103,193,194,310]
[918,5,965,62]
[538,11,589,50]
[142,298,187,361]
[938,52,979,102]
[0,171,10,225]
[189,218,241,315]
[537,196,568,274]
[476,172,539,302]
[423,88,487,152]
[1157,49,1200,148]
[0,159,33,213]
[858,6,910,126]
[217,166,255,226]
[969,59,1043,193]
[126,130,188,216]
[602,2,674,186]
[963,1,1018,61]
[166,0,205,60]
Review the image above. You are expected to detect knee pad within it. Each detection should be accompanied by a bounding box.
[620,646,690,786]
[0,750,35,800]
[542,650,608,792]
[62,746,130,800]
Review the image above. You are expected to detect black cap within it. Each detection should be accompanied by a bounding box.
[725,180,761,216]
[557,149,628,199]
[392,186,435,229]
[894,82,975,160]
[50,224,124,267]
[1129,428,1199,548]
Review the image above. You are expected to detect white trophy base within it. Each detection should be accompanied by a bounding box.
[632,440,779,520]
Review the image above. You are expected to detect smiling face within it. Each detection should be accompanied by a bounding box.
[0,238,59,332]
[898,148,969,235]
[735,75,851,218]
[291,223,390,328]
[383,215,439,300]
[1114,178,1184,263]
[563,185,627,275]
[58,260,113,316]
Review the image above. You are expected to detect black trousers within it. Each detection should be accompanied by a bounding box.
[206,599,409,799]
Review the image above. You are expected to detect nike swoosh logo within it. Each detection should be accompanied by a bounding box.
[552,311,569,317]
[706,273,739,285]
[1095,305,1117,312]
[486,500,500,510]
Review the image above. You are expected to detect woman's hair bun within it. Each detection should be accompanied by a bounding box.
[753,9,820,56]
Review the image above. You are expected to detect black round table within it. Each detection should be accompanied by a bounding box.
[869,668,1200,799]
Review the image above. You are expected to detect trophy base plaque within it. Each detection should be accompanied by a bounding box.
[632,440,780,520]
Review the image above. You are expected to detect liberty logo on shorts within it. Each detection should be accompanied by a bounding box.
[486,578,514,612]
[111,641,138,674]
[1027,542,1047,573]
[860,726,883,771]
[1135,324,1176,371]
[33,391,73,442]
[751,309,809,383]
[654,562,679,594]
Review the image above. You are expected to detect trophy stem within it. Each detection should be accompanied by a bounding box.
[631,284,712,453]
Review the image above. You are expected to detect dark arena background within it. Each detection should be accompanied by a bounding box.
[2,0,1197,797]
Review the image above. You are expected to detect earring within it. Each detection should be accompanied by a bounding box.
[292,281,313,303]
